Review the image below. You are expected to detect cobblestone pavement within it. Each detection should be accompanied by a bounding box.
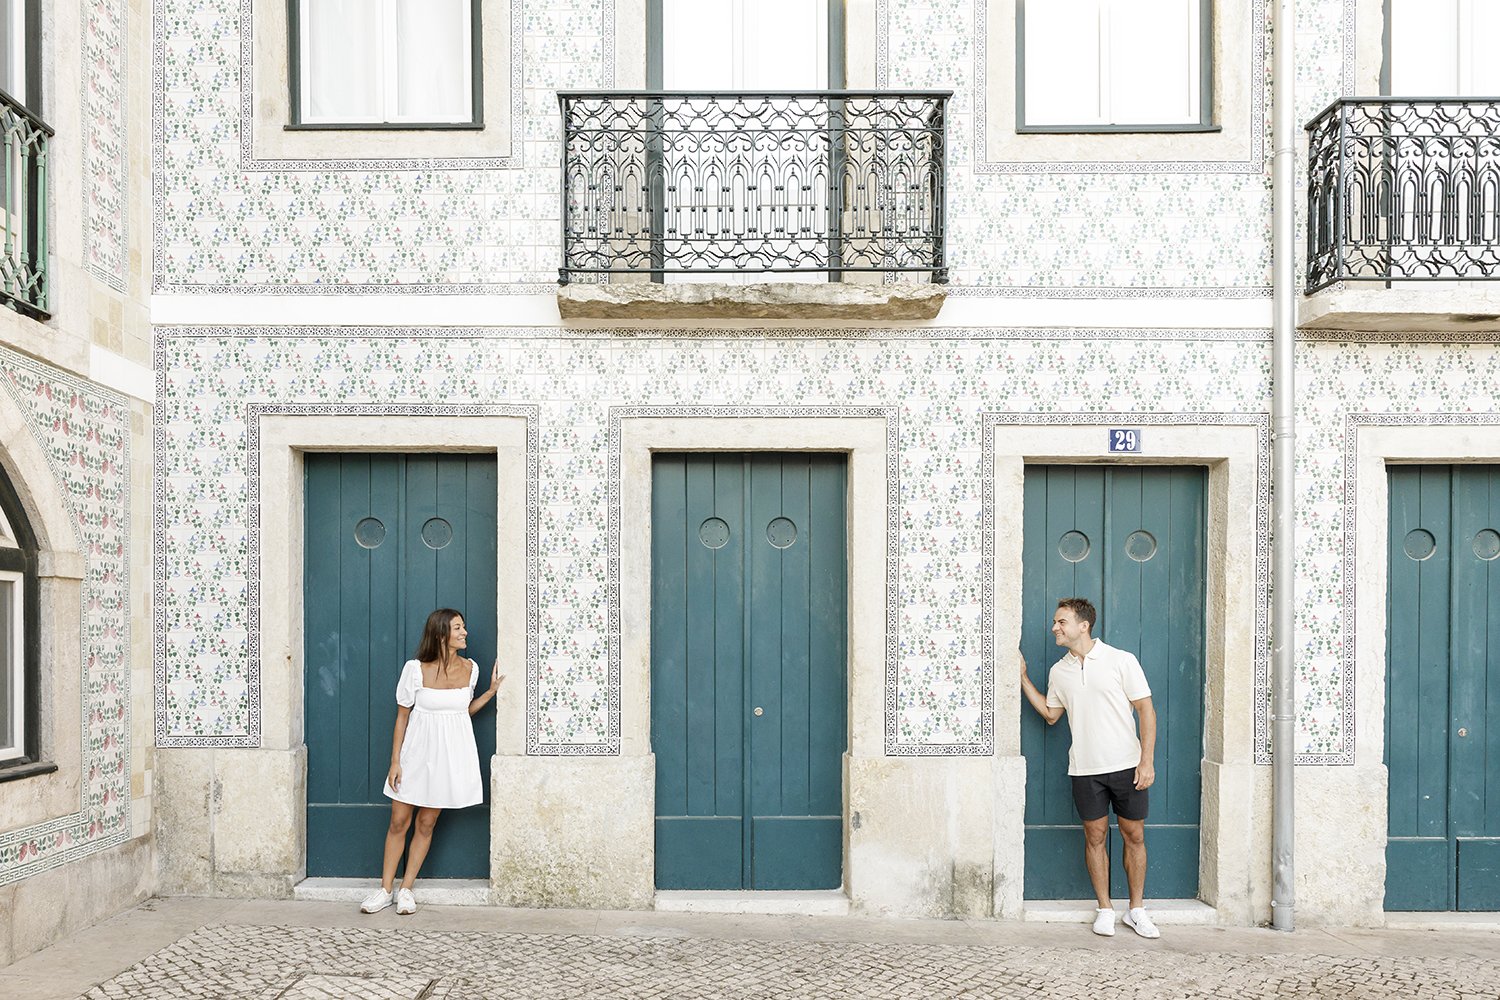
[77,922,1500,1000]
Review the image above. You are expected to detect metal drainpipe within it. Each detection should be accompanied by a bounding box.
[1270,0,1297,932]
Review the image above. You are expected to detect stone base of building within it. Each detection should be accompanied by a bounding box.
[0,835,154,966]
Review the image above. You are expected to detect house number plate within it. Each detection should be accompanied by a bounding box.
[1109,429,1143,453]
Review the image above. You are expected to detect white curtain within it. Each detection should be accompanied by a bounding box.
[394,0,471,122]
[304,0,382,122]
[1390,0,1500,95]
[1,0,24,104]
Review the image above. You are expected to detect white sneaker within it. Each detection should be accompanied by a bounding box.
[395,887,416,915]
[1092,907,1116,936]
[1123,906,1161,939]
[359,888,392,914]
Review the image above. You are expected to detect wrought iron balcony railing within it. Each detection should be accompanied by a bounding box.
[1306,98,1500,292]
[557,90,951,284]
[0,87,50,318]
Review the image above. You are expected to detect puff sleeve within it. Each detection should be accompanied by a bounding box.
[468,660,480,693]
[395,660,420,708]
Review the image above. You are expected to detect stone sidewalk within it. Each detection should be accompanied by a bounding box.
[1,897,1497,999]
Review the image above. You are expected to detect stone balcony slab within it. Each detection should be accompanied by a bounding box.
[1300,282,1500,334]
[557,281,947,321]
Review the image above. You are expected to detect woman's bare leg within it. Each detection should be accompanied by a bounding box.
[399,807,443,890]
[381,801,415,891]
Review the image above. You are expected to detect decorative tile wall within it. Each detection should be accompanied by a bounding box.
[154,326,1296,755]
[149,0,1358,295]
[156,330,1500,764]
[0,347,133,886]
[83,0,129,290]
[1302,340,1500,763]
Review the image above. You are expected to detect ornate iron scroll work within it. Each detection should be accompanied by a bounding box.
[557,90,951,284]
[1307,98,1500,292]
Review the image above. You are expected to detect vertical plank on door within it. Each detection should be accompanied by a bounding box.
[337,457,373,805]
[807,456,848,824]
[366,455,402,803]
[1452,467,1500,910]
[652,456,744,889]
[745,455,785,887]
[712,458,747,830]
[1385,466,1453,909]
[304,457,343,814]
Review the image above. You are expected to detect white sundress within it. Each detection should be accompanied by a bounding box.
[382,659,484,809]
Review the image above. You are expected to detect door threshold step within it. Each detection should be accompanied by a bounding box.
[294,877,490,907]
[1384,912,1500,930]
[654,890,850,916]
[1022,899,1217,924]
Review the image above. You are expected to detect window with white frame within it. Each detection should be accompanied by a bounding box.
[1018,0,1213,132]
[0,489,33,767]
[1387,0,1500,96]
[291,0,480,127]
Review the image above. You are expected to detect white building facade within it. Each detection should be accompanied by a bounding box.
[2,0,1498,962]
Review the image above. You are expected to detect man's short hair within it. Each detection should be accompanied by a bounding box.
[1056,597,1097,632]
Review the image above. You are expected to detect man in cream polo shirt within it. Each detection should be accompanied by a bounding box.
[1020,597,1160,939]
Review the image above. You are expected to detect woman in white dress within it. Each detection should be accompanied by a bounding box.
[360,608,502,915]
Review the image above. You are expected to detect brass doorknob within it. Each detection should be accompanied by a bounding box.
[753,707,764,717]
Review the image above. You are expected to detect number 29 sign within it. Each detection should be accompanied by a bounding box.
[1108,429,1142,453]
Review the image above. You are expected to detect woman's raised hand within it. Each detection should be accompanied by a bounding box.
[489,658,505,694]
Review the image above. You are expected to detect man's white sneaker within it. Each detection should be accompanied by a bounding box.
[395,887,417,915]
[1091,907,1116,936]
[1123,906,1161,939]
[359,888,392,914]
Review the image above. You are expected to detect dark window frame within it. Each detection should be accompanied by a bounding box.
[286,0,485,131]
[0,465,50,781]
[1015,0,1218,135]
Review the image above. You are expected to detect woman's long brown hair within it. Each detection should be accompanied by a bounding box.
[414,608,464,664]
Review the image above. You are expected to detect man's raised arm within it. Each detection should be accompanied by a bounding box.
[1020,652,1063,725]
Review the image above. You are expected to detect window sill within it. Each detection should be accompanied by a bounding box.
[1016,123,1223,135]
[0,759,59,784]
[556,280,948,321]
[285,121,485,132]
[1299,281,1500,333]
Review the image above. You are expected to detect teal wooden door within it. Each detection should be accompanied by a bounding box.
[652,454,847,890]
[1386,465,1500,911]
[304,453,497,879]
[1021,466,1206,900]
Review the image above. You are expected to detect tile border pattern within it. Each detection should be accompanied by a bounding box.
[0,347,132,885]
[235,0,526,171]
[151,399,541,748]
[969,0,1267,175]
[82,0,129,289]
[980,411,1285,764]
[142,324,1273,343]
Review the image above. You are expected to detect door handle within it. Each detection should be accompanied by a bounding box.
[1457,727,1468,738]
[753,707,764,717]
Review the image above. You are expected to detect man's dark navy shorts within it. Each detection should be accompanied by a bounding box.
[1071,768,1149,822]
